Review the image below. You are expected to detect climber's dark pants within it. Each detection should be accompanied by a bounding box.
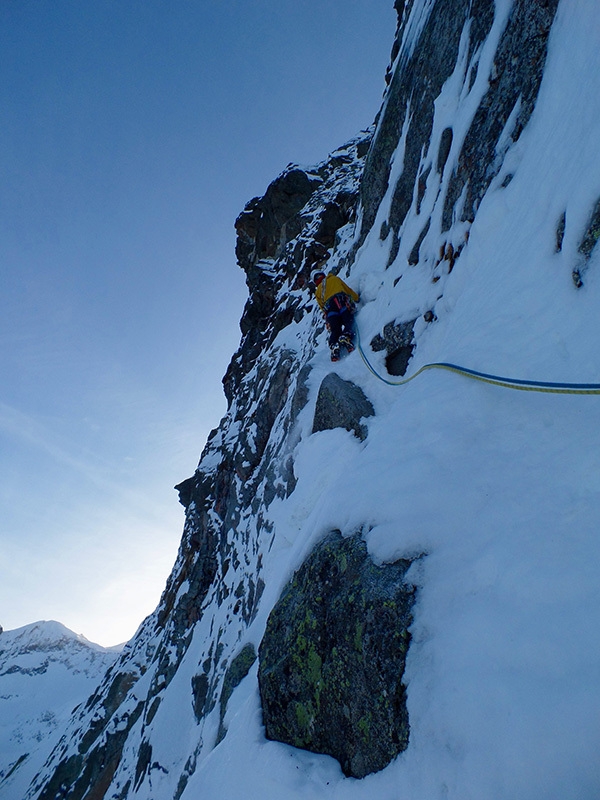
[325,294,355,349]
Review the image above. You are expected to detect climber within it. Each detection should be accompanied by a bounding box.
[313,270,360,361]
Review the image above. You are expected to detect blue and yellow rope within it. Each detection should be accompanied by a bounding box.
[355,328,600,395]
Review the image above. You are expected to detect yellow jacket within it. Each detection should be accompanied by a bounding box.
[315,273,360,310]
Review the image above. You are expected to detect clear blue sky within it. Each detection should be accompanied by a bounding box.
[0,1,395,645]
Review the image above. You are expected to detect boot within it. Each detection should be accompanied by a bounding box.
[339,334,355,353]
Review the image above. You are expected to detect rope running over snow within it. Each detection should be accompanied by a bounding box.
[355,326,600,395]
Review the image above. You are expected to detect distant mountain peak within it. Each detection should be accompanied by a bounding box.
[0,621,120,800]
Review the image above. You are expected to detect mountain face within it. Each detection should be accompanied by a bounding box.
[0,622,120,800]
[19,1,600,798]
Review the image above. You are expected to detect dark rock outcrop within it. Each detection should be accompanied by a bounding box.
[573,196,600,287]
[224,133,372,407]
[408,218,431,266]
[235,169,321,267]
[578,198,600,260]
[312,373,374,441]
[258,532,418,779]
[370,319,416,377]
[555,211,566,253]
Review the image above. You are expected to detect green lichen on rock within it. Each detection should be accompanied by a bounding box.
[258,531,420,779]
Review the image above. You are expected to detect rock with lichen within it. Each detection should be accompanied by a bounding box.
[258,532,418,779]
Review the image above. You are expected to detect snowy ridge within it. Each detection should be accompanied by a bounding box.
[18,1,600,798]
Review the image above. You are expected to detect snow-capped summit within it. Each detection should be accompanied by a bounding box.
[0,621,121,800]
[0,620,121,663]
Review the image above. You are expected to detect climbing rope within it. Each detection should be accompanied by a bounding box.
[355,327,600,395]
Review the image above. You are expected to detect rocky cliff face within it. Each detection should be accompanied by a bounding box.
[26,130,376,800]
[24,1,600,798]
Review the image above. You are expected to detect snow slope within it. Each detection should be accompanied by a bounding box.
[0,621,120,800]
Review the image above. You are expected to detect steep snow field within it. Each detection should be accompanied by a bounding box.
[182,5,600,799]
[0,622,120,800]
